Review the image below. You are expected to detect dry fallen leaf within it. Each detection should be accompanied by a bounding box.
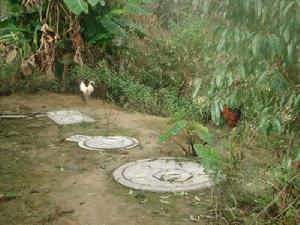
[194,195,201,202]
[87,193,96,196]
[159,199,170,204]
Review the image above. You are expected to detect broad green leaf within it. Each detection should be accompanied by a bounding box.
[192,78,202,99]
[108,9,125,16]
[101,18,126,39]
[194,144,220,171]
[270,72,290,94]
[287,94,295,106]
[258,117,270,135]
[268,34,282,56]
[171,120,187,135]
[22,38,31,58]
[211,100,221,125]
[217,35,225,50]
[256,71,269,85]
[99,0,105,6]
[125,4,150,15]
[158,133,168,143]
[251,34,261,56]
[215,65,227,76]
[283,1,295,18]
[33,24,41,51]
[291,147,300,160]
[0,33,14,42]
[287,43,293,59]
[272,118,282,134]
[158,120,187,143]
[294,94,300,111]
[216,75,221,87]
[227,72,233,86]
[262,7,268,23]
[283,27,290,42]
[86,33,110,46]
[237,64,246,80]
[255,0,262,18]
[234,29,240,44]
[169,111,186,124]
[63,0,88,15]
[195,124,212,144]
[87,0,102,7]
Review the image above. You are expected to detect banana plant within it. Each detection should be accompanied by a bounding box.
[63,0,105,15]
[0,0,150,75]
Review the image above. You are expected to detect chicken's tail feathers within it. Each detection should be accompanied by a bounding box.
[89,81,95,86]
[234,108,242,119]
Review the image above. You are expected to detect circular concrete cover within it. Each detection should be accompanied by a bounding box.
[78,136,138,151]
[113,157,213,192]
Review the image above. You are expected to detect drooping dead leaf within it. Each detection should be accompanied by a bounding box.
[22,0,43,13]
[21,23,58,76]
[0,44,19,64]
[69,17,85,66]
[6,49,18,64]
[74,48,83,66]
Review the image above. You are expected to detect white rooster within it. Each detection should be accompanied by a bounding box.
[80,81,95,103]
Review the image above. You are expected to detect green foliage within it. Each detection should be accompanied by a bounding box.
[159,110,213,156]
[194,144,221,172]
[123,17,209,97]
[63,0,105,15]
[81,1,149,46]
[13,75,61,93]
[67,62,191,115]
[158,119,187,143]
[194,0,300,135]
[0,0,150,79]
[151,0,197,28]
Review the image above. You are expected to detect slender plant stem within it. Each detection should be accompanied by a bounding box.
[248,174,300,225]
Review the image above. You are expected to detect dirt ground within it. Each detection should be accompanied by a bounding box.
[0,93,214,225]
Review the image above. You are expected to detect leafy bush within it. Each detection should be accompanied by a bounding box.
[194,0,300,135]
[13,75,61,93]
[0,52,60,94]
[159,111,215,157]
[0,0,150,78]
[121,16,210,97]
[66,61,192,116]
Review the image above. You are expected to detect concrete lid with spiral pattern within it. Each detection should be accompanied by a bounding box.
[113,157,213,192]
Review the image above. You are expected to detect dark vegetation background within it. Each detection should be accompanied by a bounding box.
[0,0,299,224]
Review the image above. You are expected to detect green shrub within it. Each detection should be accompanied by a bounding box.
[0,50,62,95]
[13,74,61,93]
[120,16,210,97]
[66,61,192,116]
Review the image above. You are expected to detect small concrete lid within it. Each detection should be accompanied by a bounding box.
[65,135,91,142]
[78,136,139,151]
[47,110,94,124]
[113,157,213,192]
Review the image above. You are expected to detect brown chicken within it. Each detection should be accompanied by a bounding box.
[223,105,242,127]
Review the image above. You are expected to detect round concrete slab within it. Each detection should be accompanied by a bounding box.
[113,157,213,192]
[78,136,138,151]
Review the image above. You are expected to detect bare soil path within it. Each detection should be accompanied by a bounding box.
[0,93,211,225]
